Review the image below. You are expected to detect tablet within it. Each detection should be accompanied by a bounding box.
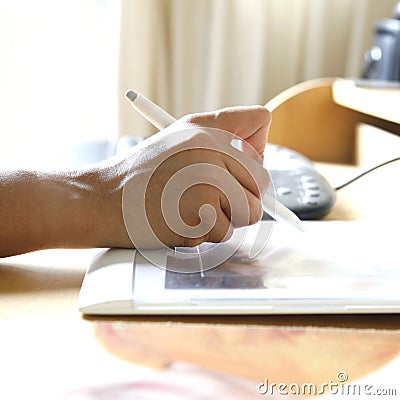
[78,221,400,315]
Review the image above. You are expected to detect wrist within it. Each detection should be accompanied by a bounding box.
[40,166,132,250]
[80,164,133,249]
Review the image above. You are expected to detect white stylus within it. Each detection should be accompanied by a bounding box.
[125,89,304,232]
[125,90,175,129]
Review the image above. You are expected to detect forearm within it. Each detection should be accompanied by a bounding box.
[0,107,270,257]
[0,167,131,258]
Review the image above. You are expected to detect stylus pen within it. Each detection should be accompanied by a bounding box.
[125,90,304,232]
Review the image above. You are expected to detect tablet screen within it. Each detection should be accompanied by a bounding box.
[79,221,400,315]
[131,221,400,312]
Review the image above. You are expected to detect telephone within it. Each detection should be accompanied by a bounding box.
[117,136,336,220]
[264,143,336,219]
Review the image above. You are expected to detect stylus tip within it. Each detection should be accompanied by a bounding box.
[125,90,138,102]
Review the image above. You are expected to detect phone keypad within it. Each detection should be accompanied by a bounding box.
[263,145,336,220]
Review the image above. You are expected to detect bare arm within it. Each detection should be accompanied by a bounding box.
[0,168,131,257]
[0,106,271,258]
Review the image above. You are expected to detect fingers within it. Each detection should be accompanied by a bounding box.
[175,120,271,201]
[222,151,270,200]
[179,184,261,248]
[185,105,272,158]
[183,209,234,247]
[219,186,263,228]
[164,110,270,246]
[208,207,235,243]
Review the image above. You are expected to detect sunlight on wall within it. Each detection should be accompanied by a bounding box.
[0,0,120,166]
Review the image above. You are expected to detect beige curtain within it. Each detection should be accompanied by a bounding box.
[118,0,397,138]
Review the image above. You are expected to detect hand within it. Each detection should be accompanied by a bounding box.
[108,105,272,249]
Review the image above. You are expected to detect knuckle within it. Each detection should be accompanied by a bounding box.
[184,112,217,128]
[255,105,272,123]
[184,112,205,125]
[186,130,217,150]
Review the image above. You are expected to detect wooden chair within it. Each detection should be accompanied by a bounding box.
[265,78,400,164]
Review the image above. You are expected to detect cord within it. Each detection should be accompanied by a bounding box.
[334,157,400,191]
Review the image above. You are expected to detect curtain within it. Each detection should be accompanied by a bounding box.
[118,0,397,138]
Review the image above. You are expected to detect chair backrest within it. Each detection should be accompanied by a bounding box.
[265,78,362,164]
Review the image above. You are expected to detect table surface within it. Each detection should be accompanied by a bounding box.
[1,131,400,399]
[332,79,400,125]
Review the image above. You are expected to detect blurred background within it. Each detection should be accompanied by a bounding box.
[0,0,398,165]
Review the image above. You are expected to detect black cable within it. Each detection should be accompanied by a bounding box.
[334,157,400,191]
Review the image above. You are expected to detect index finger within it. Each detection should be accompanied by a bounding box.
[185,105,272,159]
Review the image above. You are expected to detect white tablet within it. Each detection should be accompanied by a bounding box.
[78,221,400,315]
